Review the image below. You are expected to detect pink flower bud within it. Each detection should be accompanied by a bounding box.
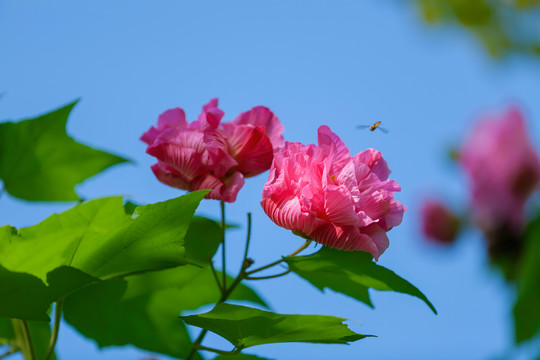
[142,99,284,203]
[261,125,405,260]
[420,200,460,244]
[458,107,540,232]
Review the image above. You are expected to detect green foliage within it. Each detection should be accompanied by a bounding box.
[0,101,128,201]
[415,0,540,58]
[181,303,370,348]
[184,217,223,266]
[0,192,207,321]
[513,215,540,343]
[0,318,13,344]
[64,265,267,359]
[285,247,437,314]
[0,266,51,321]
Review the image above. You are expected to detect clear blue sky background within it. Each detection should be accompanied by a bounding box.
[2,1,540,359]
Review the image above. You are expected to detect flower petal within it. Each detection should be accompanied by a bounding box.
[317,125,351,174]
[141,108,187,145]
[222,123,274,177]
[232,106,284,151]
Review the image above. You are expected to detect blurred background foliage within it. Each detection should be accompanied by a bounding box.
[415,0,540,58]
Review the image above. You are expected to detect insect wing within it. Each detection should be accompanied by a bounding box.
[356,124,371,130]
[377,126,389,134]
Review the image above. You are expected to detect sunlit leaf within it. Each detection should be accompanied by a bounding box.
[0,192,206,320]
[64,265,267,359]
[285,247,436,314]
[0,100,128,201]
[181,303,369,348]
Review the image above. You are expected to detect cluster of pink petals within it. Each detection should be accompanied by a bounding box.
[459,107,540,231]
[420,200,460,245]
[141,99,284,203]
[261,125,405,260]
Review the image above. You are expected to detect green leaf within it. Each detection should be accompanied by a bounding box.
[64,264,267,359]
[184,217,223,266]
[0,265,51,321]
[0,100,128,201]
[0,318,14,344]
[514,216,540,343]
[214,354,273,360]
[181,303,369,348]
[0,192,206,320]
[122,265,267,308]
[284,247,437,314]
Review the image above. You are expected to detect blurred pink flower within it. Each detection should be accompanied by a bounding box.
[142,99,284,203]
[459,107,540,231]
[420,200,460,244]
[261,125,404,260]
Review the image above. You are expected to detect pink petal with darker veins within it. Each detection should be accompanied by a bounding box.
[141,108,187,145]
[195,98,225,129]
[221,123,274,177]
[232,106,284,151]
[261,125,404,260]
[318,125,351,174]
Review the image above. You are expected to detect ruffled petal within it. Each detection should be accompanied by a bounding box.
[261,196,322,236]
[146,143,206,183]
[222,123,274,177]
[141,108,187,145]
[324,187,359,226]
[317,125,351,174]
[151,162,190,190]
[310,224,379,257]
[354,149,390,181]
[196,171,245,203]
[195,98,225,129]
[220,171,245,203]
[232,106,284,151]
[360,224,390,260]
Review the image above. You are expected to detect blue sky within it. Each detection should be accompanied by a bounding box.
[2,1,540,359]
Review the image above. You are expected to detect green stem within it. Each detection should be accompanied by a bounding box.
[44,299,63,360]
[209,261,223,292]
[246,269,291,280]
[185,259,252,360]
[246,240,311,275]
[195,344,241,355]
[241,213,252,267]
[16,320,34,360]
[220,201,226,290]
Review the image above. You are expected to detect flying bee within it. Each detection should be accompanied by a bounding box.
[356,121,389,134]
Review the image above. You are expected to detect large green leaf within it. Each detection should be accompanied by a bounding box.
[0,318,13,345]
[0,266,51,321]
[184,216,223,267]
[0,192,206,320]
[514,216,540,343]
[64,265,267,359]
[181,303,369,348]
[0,100,128,201]
[284,247,436,314]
